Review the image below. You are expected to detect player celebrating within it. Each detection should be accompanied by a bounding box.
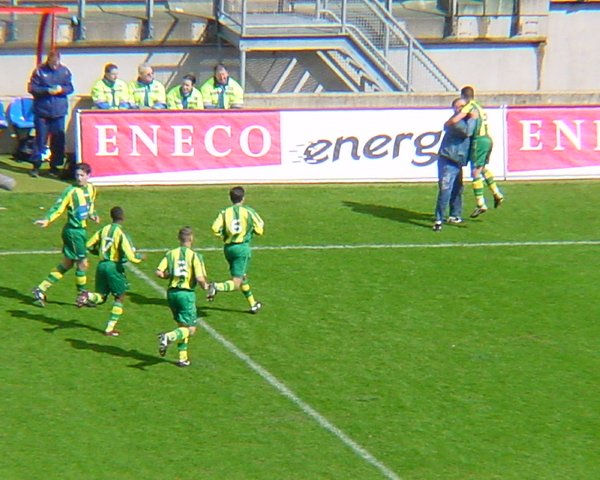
[32,162,98,306]
[207,186,264,314]
[156,226,209,367]
[76,206,143,336]
[460,85,504,217]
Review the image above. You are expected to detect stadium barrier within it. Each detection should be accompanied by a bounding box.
[76,105,600,185]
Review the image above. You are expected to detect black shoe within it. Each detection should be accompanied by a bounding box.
[29,168,39,178]
[470,206,488,218]
[158,333,169,357]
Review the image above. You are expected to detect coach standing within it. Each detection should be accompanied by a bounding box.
[28,50,74,178]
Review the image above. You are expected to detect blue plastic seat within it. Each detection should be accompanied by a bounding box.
[0,101,7,129]
[8,97,34,130]
[7,97,36,162]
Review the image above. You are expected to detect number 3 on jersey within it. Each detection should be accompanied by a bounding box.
[174,260,188,279]
[229,219,242,234]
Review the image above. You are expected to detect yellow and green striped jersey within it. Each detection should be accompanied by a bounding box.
[87,223,141,264]
[470,101,490,138]
[45,183,97,229]
[157,247,207,290]
[211,204,264,245]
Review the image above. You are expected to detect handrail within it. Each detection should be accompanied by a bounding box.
[319,8,408,90]
[216,0,457,92]
[360,0,456,91]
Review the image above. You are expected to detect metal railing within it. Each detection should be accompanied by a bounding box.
[216,0,457,92]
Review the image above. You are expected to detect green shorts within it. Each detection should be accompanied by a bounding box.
[470,135,493,169]
[224,243,251,278]
[95,261,129,297]
[167,289,198,327]
[62,226,88,261]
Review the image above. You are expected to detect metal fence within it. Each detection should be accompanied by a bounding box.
[217,0,457,92]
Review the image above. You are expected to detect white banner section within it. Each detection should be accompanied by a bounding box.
[280,108,505,182]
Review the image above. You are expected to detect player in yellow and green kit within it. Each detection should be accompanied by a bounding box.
[460,85,504,218]
[156,226,209,367]
[207,186,264,314]
[76,206,143,336]
[33,162,98,307]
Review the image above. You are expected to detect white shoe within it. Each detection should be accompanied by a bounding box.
[250,302,263,314]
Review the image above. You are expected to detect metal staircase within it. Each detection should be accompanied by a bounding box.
[215,0,457,93]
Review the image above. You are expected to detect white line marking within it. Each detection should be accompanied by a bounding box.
[128,264,402,480]
[2,239,599,256]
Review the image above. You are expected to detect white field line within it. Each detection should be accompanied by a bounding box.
[2,239,600,257]
[128,264,402,480]
[4,239,596,478]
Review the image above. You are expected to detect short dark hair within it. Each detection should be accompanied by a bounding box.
[104,63,118,74]
[460,86,475,101]
[182,73,196,85]
[178,226,193,242]
[110,206,124,222]
[47,50,60,62]
[230,186,245,204]
[75,163,92,175]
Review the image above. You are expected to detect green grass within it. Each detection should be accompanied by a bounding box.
[1,157,599,479]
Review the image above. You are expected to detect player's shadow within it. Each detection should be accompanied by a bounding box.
[0,286,74,308]
[127,291,212,318]
[342,200,432,228]
[0,286,34,305]
[127,291,165,307]
[203,305,256,315]
[7,308,105,334]
[65,338,169,370]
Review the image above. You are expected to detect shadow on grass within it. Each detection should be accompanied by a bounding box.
[128,291,213,318]
[202,305,256,315]
[0,158,31,175]
[65,338,170,370]
[0,286,74,308]
[0,286,36,305]
[342,200,433,228]
[0,158,70,182]
[127,291,165,307]
[7,308,105,334]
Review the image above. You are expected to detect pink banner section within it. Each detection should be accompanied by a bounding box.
[79,110,281,177]
[507,107,600,172]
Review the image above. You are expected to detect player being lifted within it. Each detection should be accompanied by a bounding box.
[207,186,264,314]
[460,85,504,218]
[76,206,143,336]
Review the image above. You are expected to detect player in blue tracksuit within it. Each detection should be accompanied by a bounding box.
[28,50,74,178]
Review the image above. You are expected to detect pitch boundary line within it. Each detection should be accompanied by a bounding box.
[127,265,401,480]
[1,239,599,257]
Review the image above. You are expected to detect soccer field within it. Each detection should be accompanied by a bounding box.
[1,174,599,479]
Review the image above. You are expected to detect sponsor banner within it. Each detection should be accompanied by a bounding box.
[78,110,281,179]
[77,108,505,185]
[280,108,505,182]
[507,106,600,178]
